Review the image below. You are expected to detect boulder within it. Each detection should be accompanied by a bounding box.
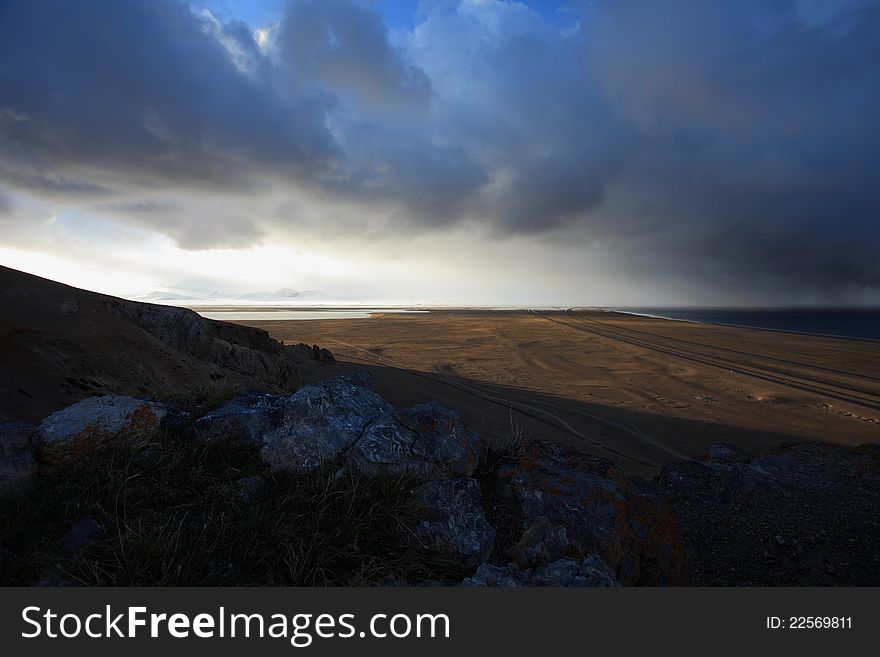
[260,374,391,473]
[37,395,167,464]
[413,477,495,566]
[498,440,686,585]
[463,555,617,587]
[347,402,483,479]
[195,394,285,445]
[505,515,570,569]
[0,422,38,498]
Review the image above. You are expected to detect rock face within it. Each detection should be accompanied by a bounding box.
[253,374,496,566]
[657,442,880,586]
[112,295,305,390]
[107,298,212,356]
[195,394,286,445]
[208,339,298,389]
[0,422,38,498]
[348,402,483,479]
[413,477,495,566]
[260,374,391,473]
[505,516,570,569]
[498,440,687,585]
[37,395,167,464]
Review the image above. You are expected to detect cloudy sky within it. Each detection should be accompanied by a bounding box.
[1,0,878,305]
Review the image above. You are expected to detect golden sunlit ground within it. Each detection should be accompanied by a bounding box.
[238,309,880,477]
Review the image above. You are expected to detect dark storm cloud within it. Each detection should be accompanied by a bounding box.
[574,0,880,297]
[0,0,878,300]
[0,0,337,189]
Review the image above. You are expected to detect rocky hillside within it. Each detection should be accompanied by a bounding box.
[2,372,876,586]
[0,266,876,585]
[0,374,684,585]
[0,266,331,423]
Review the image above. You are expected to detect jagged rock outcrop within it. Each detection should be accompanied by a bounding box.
[195,394,286,445]
[498,440,687,585]
[0,422,38,498]
[199,375,484,481]
[37,395,166,465]
[106,298,213,356]
[412,477,495,566]
[10,361,874,587]
[505,516,570,569]
[348,402,483,479]
[108,295,304,390]
[243,374,496,565]
[260,374,391,473]
[657,441,880,585]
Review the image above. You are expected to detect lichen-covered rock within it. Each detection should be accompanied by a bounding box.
[347,402,483,479]
[0,422,37,498]
[260,374,391,472]
[498,440,686,585]
[658,442,880,585]
[37,395,167,464]
[413,477,495,566]
[195,394,285,445]
[506,515,570,569]
[463,555,617,587]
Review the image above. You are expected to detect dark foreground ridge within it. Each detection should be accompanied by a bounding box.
[2,373,877,586]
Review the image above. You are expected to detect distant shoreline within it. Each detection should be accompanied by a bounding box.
[609,308,880,343]
[185,302,880,342]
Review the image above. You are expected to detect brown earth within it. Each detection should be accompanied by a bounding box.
[241,309,880,477]
[0,266,323,423]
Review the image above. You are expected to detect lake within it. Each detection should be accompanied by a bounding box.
[612,308,880,341]
[193,308,428,321]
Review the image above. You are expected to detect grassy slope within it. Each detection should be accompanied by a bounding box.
[0,428,466,586]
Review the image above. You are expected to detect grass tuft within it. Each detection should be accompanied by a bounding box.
[156,379,240,415]
[0,430,465,586]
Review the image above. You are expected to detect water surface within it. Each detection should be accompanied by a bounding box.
[612,308,880,341]
[194,308,427,321]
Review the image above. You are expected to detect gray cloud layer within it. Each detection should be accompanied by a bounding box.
[1,0,878,301]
